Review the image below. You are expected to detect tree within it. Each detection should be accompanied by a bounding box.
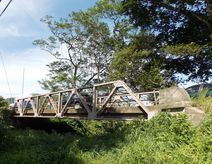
[34,11,114,91]
[0,96,9,126]
[34,0,142,91]
[109,33,165,91]
[87,0,166,90]
[121,0,212,83]
[87,0,136,50]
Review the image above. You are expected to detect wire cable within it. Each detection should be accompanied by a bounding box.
[0,53,13,97]
[0,0,13,17]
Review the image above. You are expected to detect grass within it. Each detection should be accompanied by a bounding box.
[0,95,212,164]
[0,113,212,164]
[191,89,212,113]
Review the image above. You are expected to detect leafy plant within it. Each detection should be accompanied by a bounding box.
[192,89,212,113]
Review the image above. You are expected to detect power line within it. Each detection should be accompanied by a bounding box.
[0,0,13,17]
[0,53,13,97]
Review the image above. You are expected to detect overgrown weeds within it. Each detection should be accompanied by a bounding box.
[192,89,212,113]
[0,113,211,164]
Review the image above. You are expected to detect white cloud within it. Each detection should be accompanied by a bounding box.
[0,24,35,38]
[0,0,52,21]
[0,0,99,98]
[0,0,52,38]
[0,48,55,98]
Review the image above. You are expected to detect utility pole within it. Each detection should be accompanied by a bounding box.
[21,68,25,97]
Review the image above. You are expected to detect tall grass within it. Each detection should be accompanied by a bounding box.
[191,89,212,113]
[0,113,212,164]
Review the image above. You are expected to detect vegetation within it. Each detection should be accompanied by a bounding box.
[192,89,212,113]
[1,0,211,163]
[0,106,212,164]
[34,0,211,92]
[122,0,211,84]
[0,96,9,126]
[33,11,116,90]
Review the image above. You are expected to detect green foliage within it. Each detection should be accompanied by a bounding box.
[192,89,212,113]
[0,96,10,125]
[122,0,212,82]
[34,0,211,92]
[0,96,8,109]
[0,96,10,150]
[0,113,212,163]
[161,43,203,56]
[38,61,75,91]
[34,9,114,90]
[109,34,165,90]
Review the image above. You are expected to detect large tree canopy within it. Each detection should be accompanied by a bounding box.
[35,0,211,92]
[120,0,212,82]
[109,33,165,91]
[34,11,115,91]
[34,0,137,91]
[122,0,211,43]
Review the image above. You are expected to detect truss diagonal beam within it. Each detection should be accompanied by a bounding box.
[48,95,58,114]
[121,81,151,115]
[76,91,91,113]
[97,86,117,115]
[14,80,159,119]
[60,90,75,116]
[38,96,48,115]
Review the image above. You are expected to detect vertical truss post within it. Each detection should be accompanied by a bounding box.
[89,86,97,118]
[92,86,96,113]
[57,92,62,116]
[30,98,38,117]
[36,96,40,116]
[17,100,23,116]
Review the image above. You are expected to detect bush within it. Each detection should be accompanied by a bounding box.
[0,112,211,163]
[192,89,212,113]
[0,96,11,126]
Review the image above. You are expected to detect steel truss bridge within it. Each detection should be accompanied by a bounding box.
[13,80,189,120]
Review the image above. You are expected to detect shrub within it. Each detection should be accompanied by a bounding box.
[0,112,211,163]
[192,89,212,113]
[0,96,11,126]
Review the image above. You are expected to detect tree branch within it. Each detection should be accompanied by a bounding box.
[82,67,107,87]
[157,1,211,29]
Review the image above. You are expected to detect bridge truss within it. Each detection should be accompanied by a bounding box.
[13,80,159,120]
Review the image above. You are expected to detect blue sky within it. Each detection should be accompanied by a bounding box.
[0,0,97,98]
